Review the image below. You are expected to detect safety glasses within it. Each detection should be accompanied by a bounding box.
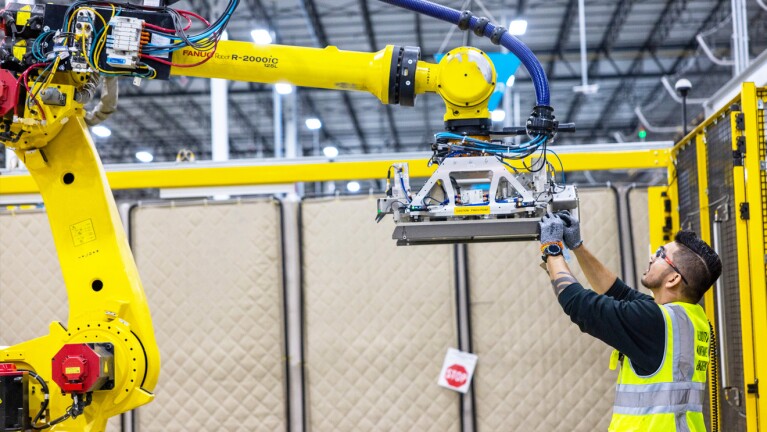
[655,246,689,286]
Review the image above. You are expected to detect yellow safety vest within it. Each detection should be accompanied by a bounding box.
[608,302,710,432]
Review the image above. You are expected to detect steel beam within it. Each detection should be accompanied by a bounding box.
[546,0,578,79]
[146,100,202,147]
[117,108,174,149]
[358,0,400,149]
[563,0,636,122]
[629,0,729,133]
[300,0,369,152]
[588,0,691,139]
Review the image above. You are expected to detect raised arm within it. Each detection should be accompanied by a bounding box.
[557,211,618,294]
[539,214,664,376]
[572,245,619,294]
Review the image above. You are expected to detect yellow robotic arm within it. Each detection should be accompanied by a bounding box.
[172,42,497,127]
[0,9,495,432]
[0,0,568,429]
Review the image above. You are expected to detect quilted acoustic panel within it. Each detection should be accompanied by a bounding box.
[131,200,286,431]
[469,188,620,431]
[301,196,459,431]
[0,209,67,345]
[627,188,653,295]
[0,209,120,432]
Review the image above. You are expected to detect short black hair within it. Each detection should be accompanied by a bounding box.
[673,230,722,302]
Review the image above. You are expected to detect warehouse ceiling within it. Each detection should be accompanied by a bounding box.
[24,0,767,163]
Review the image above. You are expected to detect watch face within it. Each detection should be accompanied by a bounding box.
[545,244,562,255]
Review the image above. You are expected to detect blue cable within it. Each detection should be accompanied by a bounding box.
[143,2,236,51]
[435,132,543,150]
[398,172,412,202]
[547,149,566,184]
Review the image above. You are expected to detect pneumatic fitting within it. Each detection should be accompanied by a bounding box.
[526,105,575,138]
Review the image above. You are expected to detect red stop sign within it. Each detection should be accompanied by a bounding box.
[445,364,468,387]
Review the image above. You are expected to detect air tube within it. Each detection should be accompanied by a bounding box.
[378,0,550,106]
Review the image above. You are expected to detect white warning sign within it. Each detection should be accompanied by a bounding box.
[437,347,478,394]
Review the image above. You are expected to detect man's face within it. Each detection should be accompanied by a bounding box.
[641,242,681,289]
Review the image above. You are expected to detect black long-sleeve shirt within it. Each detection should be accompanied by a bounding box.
[557,278,665,376]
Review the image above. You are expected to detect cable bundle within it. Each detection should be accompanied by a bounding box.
[433,132,566,186]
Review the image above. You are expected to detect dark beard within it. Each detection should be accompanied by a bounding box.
[640,275,654,289]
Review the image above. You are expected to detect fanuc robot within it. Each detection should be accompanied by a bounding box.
[0,0,576,429]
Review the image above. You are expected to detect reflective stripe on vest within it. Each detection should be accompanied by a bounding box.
[614,381,706,415]
[668,304,695,382]
[610,303,709,432]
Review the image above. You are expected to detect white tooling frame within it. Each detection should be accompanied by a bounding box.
[379,155,577,222]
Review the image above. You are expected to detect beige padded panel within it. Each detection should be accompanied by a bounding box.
[628,188,652,295]
[0,209,67,345]
[302,196,459,431]
[469,188,620,431]
[0,209,120,431]
[132,200,286,431]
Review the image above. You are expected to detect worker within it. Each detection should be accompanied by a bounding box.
[538,210,721,431]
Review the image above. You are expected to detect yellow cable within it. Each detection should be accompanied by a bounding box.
[75,7,107,29]
[42,56,60,89]
[71,5,154,78]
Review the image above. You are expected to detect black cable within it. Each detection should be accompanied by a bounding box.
[13,369,89,430]
[709,321,720,432]
[17,369,49,426]
[33,412,71,430]
[385,165,394,196]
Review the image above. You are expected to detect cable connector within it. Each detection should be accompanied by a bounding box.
[473,17,489,36]
[490,26,506,44]
[526,105,558,138]
[457,10,472,30]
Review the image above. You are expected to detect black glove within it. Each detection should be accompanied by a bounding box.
[556,210,583,250]
[538,212,564,245]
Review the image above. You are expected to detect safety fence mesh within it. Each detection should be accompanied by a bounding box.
[676,141,700,234]
[705,111,747,432]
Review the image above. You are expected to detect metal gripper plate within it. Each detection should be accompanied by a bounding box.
[393,218,540,246]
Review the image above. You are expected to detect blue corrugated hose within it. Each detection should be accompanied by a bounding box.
[378,0,550,106]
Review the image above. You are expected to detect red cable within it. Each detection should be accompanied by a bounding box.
[178,13,193,31]
[14,63,48,119]
[142,50,213,68]
[144,12,192,33]
[142,38,218,68]
[176,9,211,26]
[144,22,176,33]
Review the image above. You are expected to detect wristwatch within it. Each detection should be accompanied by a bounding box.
[541,242,564,263]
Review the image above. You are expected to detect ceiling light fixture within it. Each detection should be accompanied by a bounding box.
[305,118,322,130]
[91,125,112,138]
[509,19,528,36]
[322,146,339,158]
[135,151,154,163]
[275,83,293,95]
[250,29,272,45]
[346,181,361,193]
